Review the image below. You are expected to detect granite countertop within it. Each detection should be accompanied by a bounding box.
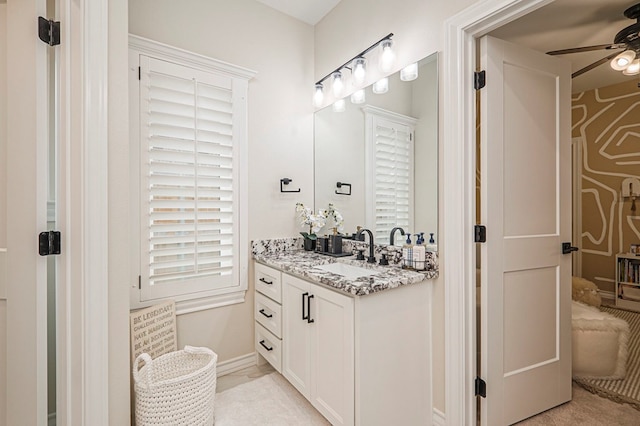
[254,249,436,297]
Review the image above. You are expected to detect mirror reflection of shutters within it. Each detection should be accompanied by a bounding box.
[139,56,238,300]
[373,116,414,244]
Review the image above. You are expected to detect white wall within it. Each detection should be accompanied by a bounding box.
[128,0,314,364]
[0,5,7,425]
[315,0,478,414]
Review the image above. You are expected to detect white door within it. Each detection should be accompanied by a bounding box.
[479,35,572,425]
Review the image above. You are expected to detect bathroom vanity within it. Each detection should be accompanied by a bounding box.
[253,240,435,426]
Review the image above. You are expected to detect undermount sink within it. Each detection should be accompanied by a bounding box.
[314,262,379,281]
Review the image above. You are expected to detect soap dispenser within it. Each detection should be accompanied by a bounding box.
[413,233,426,270]
[402,233,413,269]
[426,232,437,253]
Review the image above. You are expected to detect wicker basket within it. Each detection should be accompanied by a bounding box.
[133,346,218,426]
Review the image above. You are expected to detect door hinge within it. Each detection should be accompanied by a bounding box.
[474,225,486,243]
[474,70,486,90]
[475,376,487,398]
[39,231,61,256]
[138,275,142,290]
[38,16,61,46]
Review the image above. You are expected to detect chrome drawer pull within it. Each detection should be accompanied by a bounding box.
[259,340,273,351]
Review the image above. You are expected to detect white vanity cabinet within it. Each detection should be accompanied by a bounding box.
[255,261,432,426]
[282,273,355,426]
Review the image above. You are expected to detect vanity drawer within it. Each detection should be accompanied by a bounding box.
[255,292,282,338]
[255,322,281,373]
[255,263,282,303]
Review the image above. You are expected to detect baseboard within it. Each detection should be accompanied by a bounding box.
[433,408,445,426]
[217,352,256,377]
[48,412,56,426]
[599,290,615,302]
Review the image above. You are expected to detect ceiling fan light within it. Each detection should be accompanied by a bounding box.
[623,59,640,75]
[611,50,636,71]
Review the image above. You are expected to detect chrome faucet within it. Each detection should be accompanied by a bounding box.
[355,228,376,264]
[389,227,405,246]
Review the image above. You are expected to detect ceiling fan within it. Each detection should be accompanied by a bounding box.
[547,2,640,78]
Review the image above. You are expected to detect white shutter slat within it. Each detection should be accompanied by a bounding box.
[372,117,414,244]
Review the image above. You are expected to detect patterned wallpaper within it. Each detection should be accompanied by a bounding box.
[572,80,640,293]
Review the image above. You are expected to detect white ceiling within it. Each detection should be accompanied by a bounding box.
[490,0,640,93]
[254,0,342,25]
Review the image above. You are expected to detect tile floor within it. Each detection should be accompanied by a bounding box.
[216,362,275,393]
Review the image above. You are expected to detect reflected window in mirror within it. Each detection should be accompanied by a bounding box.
[314,53,438,247]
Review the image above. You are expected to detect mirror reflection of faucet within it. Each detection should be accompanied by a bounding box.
[390,227,405,246]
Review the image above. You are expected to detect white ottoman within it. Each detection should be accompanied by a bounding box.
[572,301,629,380]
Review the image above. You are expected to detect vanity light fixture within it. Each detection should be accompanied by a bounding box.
[400,62,419,81]
[378,39,395,73]
[332,71,344,97]
[350,89,366,104]
[313,83,324,107]
[611,50,636,71]
[332,99,346,112]
[372,77,389,94]
[352,57,367,86]
[312,33,394,107]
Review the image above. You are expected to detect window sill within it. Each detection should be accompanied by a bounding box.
[131,289,247,316]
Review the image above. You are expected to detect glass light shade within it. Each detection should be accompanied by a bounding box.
[372,77,389,94]
[378,39,395,73]
[332,71,344,97]
[400,62,419,81]
[611,50,636,71]
[352,57,367,86]
[313,84,324,107]
[623,59,640,76]
[332,99,346,112]
[350,89,366,104]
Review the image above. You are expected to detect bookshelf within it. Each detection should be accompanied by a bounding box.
[616,253,640,312]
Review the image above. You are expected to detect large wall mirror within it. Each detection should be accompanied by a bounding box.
[314,53,438,247]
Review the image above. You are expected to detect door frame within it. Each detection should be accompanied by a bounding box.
[572,137,583,276]
[442,0,557,424]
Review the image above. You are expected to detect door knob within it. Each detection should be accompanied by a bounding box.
[562,242,578,254]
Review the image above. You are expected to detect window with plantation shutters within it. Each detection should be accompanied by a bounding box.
[130,36,254,310]
[363,106,416,245]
